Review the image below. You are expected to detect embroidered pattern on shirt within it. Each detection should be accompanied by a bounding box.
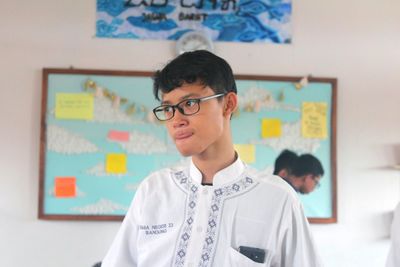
[198,176,256,267]
[173,171,199,267]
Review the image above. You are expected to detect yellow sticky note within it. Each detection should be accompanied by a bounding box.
[106,153,127,174]
[261,118,282,138]
[234,144,255,164]
[301,102,328,139]
[55,93,94,120]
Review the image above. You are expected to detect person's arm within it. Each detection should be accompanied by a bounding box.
[276,198,322,267]
[101,186,143,267]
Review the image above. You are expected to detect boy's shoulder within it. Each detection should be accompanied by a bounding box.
[137,165,189,191]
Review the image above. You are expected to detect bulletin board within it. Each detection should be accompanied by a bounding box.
[38,68,337,223]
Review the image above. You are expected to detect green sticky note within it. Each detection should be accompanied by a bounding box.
[55,93,94,120]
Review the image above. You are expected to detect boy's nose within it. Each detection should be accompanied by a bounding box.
[172,110,188,128]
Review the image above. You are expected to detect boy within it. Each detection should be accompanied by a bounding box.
[273,149,298,179]
[102,51,321,267]
[274,150,324,194]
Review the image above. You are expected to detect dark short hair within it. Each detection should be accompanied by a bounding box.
[273,149,298,175]
[153,50,237,101]
[291,154,324,177]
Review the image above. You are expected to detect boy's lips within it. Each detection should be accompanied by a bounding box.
[174,131,193,140]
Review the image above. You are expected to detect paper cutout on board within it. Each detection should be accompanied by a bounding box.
[55,93,94,120]
[108,130,130,142]
[261,118,282,138]
[302,102,328,139]
[118,130,168,154]
[234,144,255,164]
[106,153,127,174]
[95,2,292,44]
[71,198,129,215]
[253,121,321,153]
[47,125,99,154]
[55,177,76,198]
[86,162,127,178]
[238,87,300,113]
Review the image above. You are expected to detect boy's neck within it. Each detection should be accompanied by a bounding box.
[286,175,304,191]
[192,148,237,184]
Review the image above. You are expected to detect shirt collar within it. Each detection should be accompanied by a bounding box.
[189,156,245,186]
[283,177,299,192]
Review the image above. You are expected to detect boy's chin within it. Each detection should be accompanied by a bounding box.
[176,146,197,157]
[177,150,193,157]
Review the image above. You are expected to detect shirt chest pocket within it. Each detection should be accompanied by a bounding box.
[233,216,275,248]
[224,247,272,267]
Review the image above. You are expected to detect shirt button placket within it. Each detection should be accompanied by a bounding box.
[202,187,208,195]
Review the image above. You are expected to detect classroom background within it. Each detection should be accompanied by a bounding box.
[0,1,399,266]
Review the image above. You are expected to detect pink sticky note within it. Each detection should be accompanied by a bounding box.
[108,130,130,142]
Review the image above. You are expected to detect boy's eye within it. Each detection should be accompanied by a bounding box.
[163,106,174,113]
[184,99,197,107]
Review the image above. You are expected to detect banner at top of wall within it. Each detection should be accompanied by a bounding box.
[96,0,292,43]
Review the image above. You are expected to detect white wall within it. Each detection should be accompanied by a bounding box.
[1,1,399,266]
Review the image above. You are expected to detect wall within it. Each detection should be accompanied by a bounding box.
[1,1,399,266]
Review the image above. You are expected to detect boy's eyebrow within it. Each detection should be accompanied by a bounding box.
[161,93,202,105]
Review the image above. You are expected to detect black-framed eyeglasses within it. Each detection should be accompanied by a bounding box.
[152,93,226,121]
[313,176,321,188]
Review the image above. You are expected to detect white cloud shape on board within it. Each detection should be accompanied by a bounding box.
[253,121,321,153]
[86,162,130,178]
[238,87,299,112]
[47,125,99,154]
[71,198,129,215]
[92,96,134,124]
[116,131,168,154]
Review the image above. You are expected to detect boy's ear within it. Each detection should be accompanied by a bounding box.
[223,92,238,116]
[278,169,289,179]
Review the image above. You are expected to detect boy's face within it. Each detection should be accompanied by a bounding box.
[161,83,227,157]
[299,174,321,194]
